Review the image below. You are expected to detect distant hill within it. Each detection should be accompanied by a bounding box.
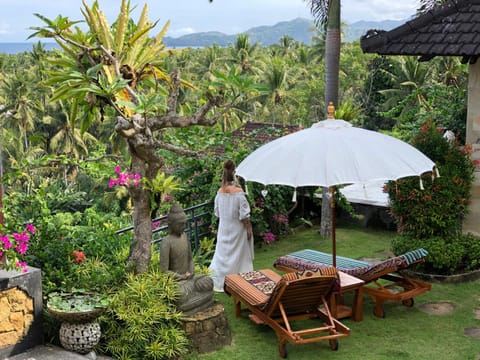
[344,19,406,42]
[164,17,406,48]
[164,18,313,47]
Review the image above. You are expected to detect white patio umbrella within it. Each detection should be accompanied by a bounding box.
[236,118,437,267]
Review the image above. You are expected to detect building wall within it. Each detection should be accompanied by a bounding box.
[463,61,480,236]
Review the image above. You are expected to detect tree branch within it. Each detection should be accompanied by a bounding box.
[153,140,200,157]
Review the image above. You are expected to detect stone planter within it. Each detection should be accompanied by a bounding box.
[47,292,107,355]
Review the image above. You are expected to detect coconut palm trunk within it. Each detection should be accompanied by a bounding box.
[306,0,341,238]
[324,0,340,110]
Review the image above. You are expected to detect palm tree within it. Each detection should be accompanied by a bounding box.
[1,69,40,152]
[229,34,263,75]
[378,56,431,111]
[305,0,341,114]
[304,0,341,238]
[48,100,97,158]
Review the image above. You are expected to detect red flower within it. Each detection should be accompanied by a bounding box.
[72,250,86,264]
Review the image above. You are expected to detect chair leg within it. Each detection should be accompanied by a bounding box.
[233,297,242,318]
[278,338,287,358]
[373,299,385,318]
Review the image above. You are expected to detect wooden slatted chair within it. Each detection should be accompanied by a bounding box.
[224,267,350,358]
[274,248,432,318]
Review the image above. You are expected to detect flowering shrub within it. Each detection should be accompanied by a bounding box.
[387,121,474,238]
[108,165,141,188]
[388,121,478,275]
[259,232,276,244]
[0,223,36,272]
[273,213,288,225]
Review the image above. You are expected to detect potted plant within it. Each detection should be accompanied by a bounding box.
[47,290,109,355]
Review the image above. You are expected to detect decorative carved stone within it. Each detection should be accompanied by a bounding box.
[59,321,101,354]
[181,302,231,354]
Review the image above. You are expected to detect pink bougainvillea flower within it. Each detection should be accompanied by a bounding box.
[15,261,28,272]
[1,235,12,250]
[26,224,36,234]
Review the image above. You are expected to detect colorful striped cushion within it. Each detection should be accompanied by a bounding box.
[399,248,428,266]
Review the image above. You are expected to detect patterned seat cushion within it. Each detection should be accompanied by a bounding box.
[224,269,281,307]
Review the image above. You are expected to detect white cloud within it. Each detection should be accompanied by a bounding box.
[168,27,196,38]
[0,22,11,37]
[342,0,418,22]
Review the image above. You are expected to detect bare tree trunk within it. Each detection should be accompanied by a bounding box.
[126,153,153,274]
[123,127,164,274]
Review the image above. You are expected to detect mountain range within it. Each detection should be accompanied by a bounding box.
[163,17,406,48]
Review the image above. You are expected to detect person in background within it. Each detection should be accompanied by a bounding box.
[209,159,253,292]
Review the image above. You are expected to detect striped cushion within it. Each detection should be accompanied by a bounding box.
[274,248,428,282]
[399,248,428,266]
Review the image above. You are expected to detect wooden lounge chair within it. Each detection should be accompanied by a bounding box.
[273,248,432,318]
[224,267,350,358]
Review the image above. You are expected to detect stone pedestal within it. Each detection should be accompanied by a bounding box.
[59,321,101,354]
[181,301,231,354]
[0,267,43,359]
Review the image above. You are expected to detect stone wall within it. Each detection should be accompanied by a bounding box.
[0,267,43,358]
[0,287,34,347]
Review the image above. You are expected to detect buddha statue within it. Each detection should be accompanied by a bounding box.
[160,203,214,316]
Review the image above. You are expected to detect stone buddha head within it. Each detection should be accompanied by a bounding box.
[168,203,187,237]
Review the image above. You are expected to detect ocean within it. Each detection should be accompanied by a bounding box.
[0,42,59,54]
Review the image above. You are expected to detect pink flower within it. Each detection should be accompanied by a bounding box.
[260,232,276,244]
[115,165,121,174]
[0,224,35,272]
[26,224,36,234]
[15,261,28,272]
[1,235,12,250]
[273,213,288,225]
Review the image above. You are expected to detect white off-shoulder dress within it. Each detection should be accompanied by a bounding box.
[209,191,254,292]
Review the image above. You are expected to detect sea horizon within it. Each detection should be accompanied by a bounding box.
[0,42,59,54]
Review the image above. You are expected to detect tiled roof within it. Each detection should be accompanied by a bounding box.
[360,0,480,64]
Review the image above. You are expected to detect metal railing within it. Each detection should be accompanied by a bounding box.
[115,201,214,251]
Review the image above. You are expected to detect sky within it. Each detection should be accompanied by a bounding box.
[0,0,420,42]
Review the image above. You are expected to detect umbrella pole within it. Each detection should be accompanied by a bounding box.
[330,186,336,267]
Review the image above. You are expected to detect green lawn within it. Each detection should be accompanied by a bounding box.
[190,223,480,360]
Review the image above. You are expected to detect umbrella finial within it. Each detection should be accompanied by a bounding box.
[327,102,335,119]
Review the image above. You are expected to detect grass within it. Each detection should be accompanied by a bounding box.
[189,222,480,360]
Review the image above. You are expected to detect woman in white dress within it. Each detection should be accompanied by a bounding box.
[209,160,253,292]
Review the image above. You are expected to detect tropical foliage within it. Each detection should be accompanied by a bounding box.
[388,121,476,274]
[0,0,477,356]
